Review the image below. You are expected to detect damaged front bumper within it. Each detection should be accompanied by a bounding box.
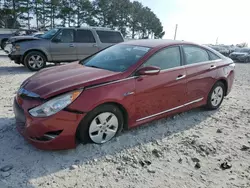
[13,96,85,150]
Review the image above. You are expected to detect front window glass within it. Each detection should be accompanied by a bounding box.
[40,28,59,39]
[82,44,151,72]
[143,46,181,70]
[53,29,74,43]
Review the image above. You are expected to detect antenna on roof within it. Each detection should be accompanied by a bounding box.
[174,24,178,40]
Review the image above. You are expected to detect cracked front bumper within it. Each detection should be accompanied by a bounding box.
[13,97,85,150]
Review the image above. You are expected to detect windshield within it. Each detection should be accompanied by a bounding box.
[82,44,151,72]
[39,28,59,39]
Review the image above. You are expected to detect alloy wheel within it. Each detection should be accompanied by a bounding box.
[89,112,119,144]
[211,86,224,107]
[28,55,44,69]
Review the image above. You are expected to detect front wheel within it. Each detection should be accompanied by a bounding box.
[206,82,225,110]
[24,51,46,71]
[77,104,124,144]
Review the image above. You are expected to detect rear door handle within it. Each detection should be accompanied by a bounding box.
[210,65,217,70]
[69,44,75,47]
[93,44,98,47]
[176,74,186,80]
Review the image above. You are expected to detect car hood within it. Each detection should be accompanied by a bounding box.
[8,36,40,43]
[21,62,122,99]
[230,52,248,55]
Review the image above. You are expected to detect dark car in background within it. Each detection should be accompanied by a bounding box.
[7,27,124,71]
[229,48,250,62]
[0,29,38,50]
[210,45,230,56]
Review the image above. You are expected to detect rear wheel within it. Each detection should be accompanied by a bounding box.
[206,82,225,110]
[24,51,46,71]
[77,104,124,144]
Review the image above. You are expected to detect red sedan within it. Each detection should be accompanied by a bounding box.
[13,40,235,150]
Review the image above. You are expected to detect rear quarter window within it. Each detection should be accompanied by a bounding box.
[207,50,221,60]
[96,31,124,43]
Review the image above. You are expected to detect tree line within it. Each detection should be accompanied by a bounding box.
[0,0,165,39]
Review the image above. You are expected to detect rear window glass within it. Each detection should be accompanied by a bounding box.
[76,30,96,43]
[96,31,124,43]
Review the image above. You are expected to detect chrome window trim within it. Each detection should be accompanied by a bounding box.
[136,97,204,122]
[85,77,136,90]
[183,59,222,68]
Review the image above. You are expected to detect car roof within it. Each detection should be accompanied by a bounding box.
[56,27,120,32]
[121,39,195,48]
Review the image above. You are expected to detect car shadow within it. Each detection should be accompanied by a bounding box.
[0,107,217,187]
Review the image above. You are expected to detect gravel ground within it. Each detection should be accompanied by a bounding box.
[0,57,250,188]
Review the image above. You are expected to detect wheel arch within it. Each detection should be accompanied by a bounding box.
[94,102,129,130]
[1,38,8,43]
[217,79,228,96]
[22,49,48,62]
[0,38,8,48]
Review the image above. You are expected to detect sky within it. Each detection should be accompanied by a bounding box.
[136,0,250,45]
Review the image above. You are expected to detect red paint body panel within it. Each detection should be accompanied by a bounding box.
[13,40,235,150]
[134,67,188,121]
[185,61,219,102]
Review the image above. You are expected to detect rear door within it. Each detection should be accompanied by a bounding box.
[134,46,188,122]
[95,30,124,50]
[75,29,99,59]
[50,29,77,61]
[182,45,220,104]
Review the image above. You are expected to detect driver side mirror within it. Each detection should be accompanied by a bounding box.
[136,66,161,76]
[52,38,61,43]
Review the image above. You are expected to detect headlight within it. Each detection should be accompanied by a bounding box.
[29,89,82,117]
[12,44,20,52]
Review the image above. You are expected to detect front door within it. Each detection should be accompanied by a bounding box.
[50,29,77,62]
[135,46,188,122]
[75,29,99,59]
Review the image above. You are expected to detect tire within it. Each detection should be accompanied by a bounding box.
[77,104,124,144]
[1,39,7,50]
[24,51,46,71]
[206,82,225,110]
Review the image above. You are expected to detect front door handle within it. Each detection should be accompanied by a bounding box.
[176,74,186,80]
[210,65,217,70]
[69,44,75,47]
